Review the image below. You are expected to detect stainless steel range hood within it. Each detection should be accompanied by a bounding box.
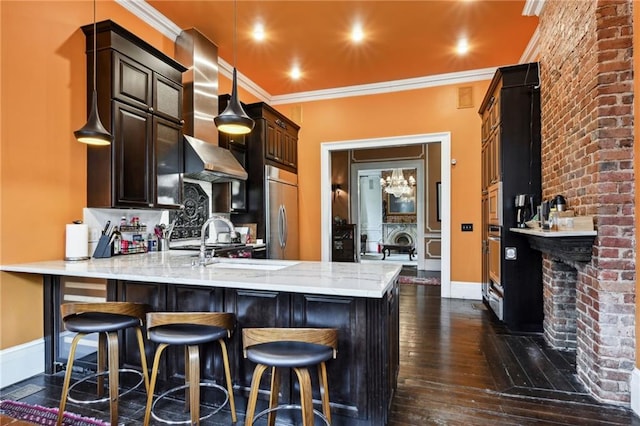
[176,28,248,183]
[183,135,247,182]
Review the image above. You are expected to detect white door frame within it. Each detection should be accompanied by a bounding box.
[320,132,451,297]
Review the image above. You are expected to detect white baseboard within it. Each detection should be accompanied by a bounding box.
[631,367,640,416]
[448,281,482,300]
[0,339,44,388]
[421,259,441,271]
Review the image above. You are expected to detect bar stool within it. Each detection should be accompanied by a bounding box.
[143,312,237,425]
[242,328,338,426]
[57,302,150,426]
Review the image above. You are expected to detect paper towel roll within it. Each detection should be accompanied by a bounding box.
[65,223,89,261]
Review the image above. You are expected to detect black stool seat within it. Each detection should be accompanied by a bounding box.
[64,313,141,333]
[247,341,334,368]
[243,328,338,426]
[143,312,237,425]
[148,324,228,345]
[57,302,150,426]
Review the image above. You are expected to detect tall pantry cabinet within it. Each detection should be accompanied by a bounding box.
[232,102,300,245]
[82,20,187,209]
[479,63,543,332]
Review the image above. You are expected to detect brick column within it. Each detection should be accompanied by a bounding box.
[537,0,635,405]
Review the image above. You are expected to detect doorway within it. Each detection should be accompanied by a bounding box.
[320,132,451,297]
[351,160,424,268]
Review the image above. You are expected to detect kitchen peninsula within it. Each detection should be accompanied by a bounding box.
[1,253,401,425]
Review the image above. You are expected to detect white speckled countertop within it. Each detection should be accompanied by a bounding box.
[509,227,597,237]
[1,252,401,298]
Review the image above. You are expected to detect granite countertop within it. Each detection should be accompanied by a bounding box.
[509,227,597,237]
[0,252,401,298]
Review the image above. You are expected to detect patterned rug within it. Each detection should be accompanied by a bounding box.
[0,400,108,426]
[398,275,441,285]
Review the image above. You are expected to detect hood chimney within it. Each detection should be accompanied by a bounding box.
[176,28,247,182]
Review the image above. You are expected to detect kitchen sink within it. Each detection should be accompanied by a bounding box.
[198,258,299,271]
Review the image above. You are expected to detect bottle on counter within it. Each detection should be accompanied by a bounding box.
[548,208,558,231]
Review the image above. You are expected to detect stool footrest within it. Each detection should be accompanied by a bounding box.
[151,382,229,425]
[252,404,330,426]
[67,368,145,405]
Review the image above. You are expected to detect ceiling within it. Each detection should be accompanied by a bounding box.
[147,1,539,97]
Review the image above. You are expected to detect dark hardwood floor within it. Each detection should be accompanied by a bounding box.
[2,278,638,425]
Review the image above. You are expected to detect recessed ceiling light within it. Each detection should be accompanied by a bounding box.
[351,23,364,43]
[456,38,469,55]
[252,23,265,41]
[290,65,302,80]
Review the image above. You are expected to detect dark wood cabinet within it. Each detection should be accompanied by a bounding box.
[102,278,398,425]
[82,20,186,209]
[479,63,543,332]
[231,102,300,241]
[246,102,299,174]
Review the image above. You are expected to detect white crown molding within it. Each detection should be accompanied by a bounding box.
[270,67,497,105]
[523,0,546,16]
[116,0,181,41]
[520,26,540,64]
[117,0,500,106]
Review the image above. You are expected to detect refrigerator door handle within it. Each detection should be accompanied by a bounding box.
[282,205,288,249]
[278,205,285,249]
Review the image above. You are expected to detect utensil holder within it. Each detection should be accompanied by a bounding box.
[93,235,112,258]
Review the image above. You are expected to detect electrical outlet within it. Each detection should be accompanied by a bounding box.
[89,228,101,241]
[461,223,473,232]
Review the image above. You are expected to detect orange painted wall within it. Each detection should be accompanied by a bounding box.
[0,0,174,349]
[278,81,487,284]
[634,2,640,369]
[1,0,487,351]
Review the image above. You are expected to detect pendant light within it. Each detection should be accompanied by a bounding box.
[74,0,111,146]
[214,0,255,135]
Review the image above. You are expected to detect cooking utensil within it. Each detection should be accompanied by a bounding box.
[102,220,111,235]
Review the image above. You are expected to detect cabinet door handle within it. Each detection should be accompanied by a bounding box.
[148,107,154,113]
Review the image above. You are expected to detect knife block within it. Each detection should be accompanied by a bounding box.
[93,235,112,258]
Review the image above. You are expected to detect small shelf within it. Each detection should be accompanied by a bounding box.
[510,228,596,263]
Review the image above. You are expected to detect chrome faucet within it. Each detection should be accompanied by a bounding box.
[199,215,236,266]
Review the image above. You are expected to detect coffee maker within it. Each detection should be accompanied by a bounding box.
[515,194,535,228]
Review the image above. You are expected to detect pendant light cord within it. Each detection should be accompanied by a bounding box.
[92,0,97,93]
[233,0,237,68]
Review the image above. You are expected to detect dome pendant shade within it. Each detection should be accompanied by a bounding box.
[74,90,112,146]
[215,68,255,135]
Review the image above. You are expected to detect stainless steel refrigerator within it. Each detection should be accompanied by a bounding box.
[265,165,299,259]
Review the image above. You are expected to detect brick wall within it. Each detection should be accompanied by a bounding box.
[537,0,635,404]
[543,259,578,348]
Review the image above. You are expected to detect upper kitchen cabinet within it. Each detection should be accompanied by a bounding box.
[246,103,300,174]
[82,20,187,209]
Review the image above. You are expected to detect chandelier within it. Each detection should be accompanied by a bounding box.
[380,169,416,198]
